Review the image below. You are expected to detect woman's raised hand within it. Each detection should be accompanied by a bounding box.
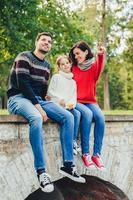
[97,45,106,55]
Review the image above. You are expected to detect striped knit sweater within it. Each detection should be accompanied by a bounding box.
[7,51,51,105]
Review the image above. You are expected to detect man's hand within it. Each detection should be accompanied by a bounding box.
[35,104,48,122]
[45,95,51,101]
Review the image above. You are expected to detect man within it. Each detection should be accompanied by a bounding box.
[7,32,85,193]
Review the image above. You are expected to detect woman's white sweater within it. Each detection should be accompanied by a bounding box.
[47,71,77,108]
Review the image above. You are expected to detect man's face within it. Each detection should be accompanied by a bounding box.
[35,35,52,54]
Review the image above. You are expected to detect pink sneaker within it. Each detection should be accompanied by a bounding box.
[91,154,105,171]
[81,154,95,169]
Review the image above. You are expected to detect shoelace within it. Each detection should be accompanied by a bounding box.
[72,166,79,177]
[74,142,81,152]
[40,173,51,184]
[84,154,92,162]
[73,141,78,148]
[93,154,104,167]
[97,157,104,166]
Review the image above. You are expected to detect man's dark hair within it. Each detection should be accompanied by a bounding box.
[35,32,53,41]
[69,41,94,65]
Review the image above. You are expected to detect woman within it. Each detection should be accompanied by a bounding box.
[69,41,106,170]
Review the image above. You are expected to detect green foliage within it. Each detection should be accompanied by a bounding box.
[0,0,93,100]
[109,73,125,109]
[97,77,104,109]
[0,0,132,110]
[0,0,40,100]
[121,21,133,110]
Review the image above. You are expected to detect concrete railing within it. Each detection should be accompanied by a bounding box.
[0,115,133,200]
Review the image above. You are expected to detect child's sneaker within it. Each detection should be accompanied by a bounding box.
[59,165,86,183]
[38,172,54,192]
[81,154,95,169]
[91,154,105,171]
[73,141,81,155]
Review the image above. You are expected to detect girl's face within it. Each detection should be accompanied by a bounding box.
[73,47,88,64]
[58,58,72,73]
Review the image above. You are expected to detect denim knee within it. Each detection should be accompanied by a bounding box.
[61,111,74,124]
[76,103,93,121]
[29,114,43,128]
[82,109,93,122]
[74,109,81,121]
[94,112,105,124]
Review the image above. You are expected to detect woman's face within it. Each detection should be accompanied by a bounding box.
[73,47,88,64]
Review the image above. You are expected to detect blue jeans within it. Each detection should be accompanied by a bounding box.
[68,108,81,141]
[7,94,75,170]
[76,103,105,155]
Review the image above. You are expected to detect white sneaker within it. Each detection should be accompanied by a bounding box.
[73,141,81,155]
[73,148,78,155]
[38,172,54,193]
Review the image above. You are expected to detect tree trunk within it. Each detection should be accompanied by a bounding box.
[2,95,7,109]
[101,0,110,110]
[104,72,110,110]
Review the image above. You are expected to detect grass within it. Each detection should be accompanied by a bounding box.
[0,109,9,115]
[103,110,133,115]
[0,109,133,115]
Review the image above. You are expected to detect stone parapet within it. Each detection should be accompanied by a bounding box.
[0,114,133,200]
[1,114,133,123]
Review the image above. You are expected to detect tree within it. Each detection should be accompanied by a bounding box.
[0,0,92,108]
[100,0,111,110]
[0,0,40,108]
[121,19,133,109]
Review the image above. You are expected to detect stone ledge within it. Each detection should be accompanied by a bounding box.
[0,114,133,123]
[0,115,53,123]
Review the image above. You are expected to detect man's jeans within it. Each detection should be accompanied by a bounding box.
[76,103,105,155]
[7,94,75,170]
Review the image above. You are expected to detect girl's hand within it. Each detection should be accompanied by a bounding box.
[66,103,74,110]
[59,99,66,107]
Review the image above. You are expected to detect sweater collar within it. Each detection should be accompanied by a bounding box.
[59,70,73,79]
[78,57,95,70]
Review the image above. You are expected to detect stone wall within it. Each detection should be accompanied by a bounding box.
[0,115,133,200]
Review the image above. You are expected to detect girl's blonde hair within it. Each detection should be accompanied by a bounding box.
[56,55,71,69]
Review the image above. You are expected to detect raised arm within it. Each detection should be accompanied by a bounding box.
[94,46,106,81]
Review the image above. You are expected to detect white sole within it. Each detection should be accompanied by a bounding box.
[40,184,54,193]
[85,165,96,170]
[59,169,86,183]
[95,166,106,171]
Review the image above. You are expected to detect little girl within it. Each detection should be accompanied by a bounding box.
[47,55,81,155]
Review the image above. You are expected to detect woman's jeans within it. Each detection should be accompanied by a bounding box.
[76,103,105,155]
[7,94,75,171]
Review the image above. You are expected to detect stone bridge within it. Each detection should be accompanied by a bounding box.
[0,115,133,200]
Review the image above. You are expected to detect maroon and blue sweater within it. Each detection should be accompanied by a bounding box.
[7,51,51,105]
